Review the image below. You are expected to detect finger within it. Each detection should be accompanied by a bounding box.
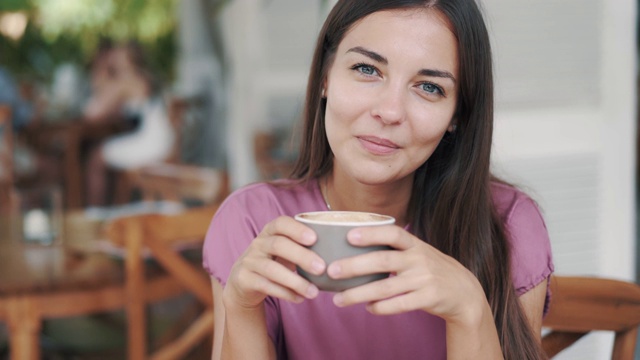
[327,249,401,280]
[256,234,325,275]
[236,267,306,304]
[347,225,416,250]
[332,275,421,308]
[245,257,320,299]
[261,216,317,246]
[365,290,431,315]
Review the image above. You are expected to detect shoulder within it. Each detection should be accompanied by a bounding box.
[219,179,321,215]
[211,179,323,233]
[490,181,540,221]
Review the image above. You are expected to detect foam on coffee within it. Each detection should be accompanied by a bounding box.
[296,211,394,225]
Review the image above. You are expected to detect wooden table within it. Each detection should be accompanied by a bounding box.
[0,211,185,360]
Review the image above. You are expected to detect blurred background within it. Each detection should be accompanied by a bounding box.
[0,0,637,359]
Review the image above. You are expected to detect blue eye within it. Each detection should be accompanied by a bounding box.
[359,65,375,75]
[420,82,443,95]
[351,63,378,76]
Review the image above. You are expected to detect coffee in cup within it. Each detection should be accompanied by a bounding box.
[294,211,395,292]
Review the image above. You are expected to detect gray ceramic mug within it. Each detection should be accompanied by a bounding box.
[294,211,395,292]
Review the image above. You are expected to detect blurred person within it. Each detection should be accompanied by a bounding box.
[0,65,36,178]
[203,0,554,359]
[0,66,60,184]
[84,41,175,206]
[0,66,34,131]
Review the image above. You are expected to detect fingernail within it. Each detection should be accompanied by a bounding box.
[306,285,319,299]
[349,229,362,243]
[312,260,325,274]
[302,230,316,244]
[327,263,341,278]
[333,293,344,307]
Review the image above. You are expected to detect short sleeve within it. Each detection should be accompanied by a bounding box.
[202,194,262,285]
[504,195,554,313]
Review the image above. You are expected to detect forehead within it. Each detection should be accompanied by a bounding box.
[337,8,458,72]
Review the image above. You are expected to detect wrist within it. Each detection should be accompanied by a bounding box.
[445,278,492,329]
[447,298,492,332]
[222,285,265,315]
[445,300,503,359]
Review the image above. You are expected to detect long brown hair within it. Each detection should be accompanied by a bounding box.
[290,0,546,358]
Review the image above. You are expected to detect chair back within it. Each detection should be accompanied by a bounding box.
[542,275,640,359]
[128,163,229,205]
[106,205,218,360]
[253,130,295,180]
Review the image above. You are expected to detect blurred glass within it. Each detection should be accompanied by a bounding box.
[15,185,63,246]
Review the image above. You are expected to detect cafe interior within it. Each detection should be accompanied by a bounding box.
[0,0,639,359]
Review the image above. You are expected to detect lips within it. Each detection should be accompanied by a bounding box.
[357,135,400,155]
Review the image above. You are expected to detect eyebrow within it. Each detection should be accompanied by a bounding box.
[418,69,456,84]
[347,46,388,64]
[346,46,456,84]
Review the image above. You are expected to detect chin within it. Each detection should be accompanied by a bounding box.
[350,167,408,186]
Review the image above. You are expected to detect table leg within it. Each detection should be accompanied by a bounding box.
[6,296,41,360]
[64,127,83,209]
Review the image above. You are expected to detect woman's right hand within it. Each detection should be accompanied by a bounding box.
[223,216,326,311]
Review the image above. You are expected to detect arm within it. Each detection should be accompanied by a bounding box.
[518,279,548,341]
[211,278,223,360]
[211,277,276,360]
[444,292,503,359]
[210,217,326,360]
[445,276,548,358]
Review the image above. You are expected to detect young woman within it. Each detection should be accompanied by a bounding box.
[203,0,554,359]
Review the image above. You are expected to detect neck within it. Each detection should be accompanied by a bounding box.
[324,169,412,227]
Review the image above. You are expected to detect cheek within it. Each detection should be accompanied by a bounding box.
[407,110,454,156]
[327,85,368,121]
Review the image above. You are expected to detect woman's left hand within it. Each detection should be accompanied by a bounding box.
[328,225,487,325]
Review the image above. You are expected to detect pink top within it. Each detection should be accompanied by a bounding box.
[203,179,554,360]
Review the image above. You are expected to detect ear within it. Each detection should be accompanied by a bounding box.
[321,79,328,98]
[447,121,457,133]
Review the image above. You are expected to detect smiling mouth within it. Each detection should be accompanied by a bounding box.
[358,136,399,148]
[357,136,400,155]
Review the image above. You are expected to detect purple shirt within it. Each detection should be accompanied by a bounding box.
[203,179,554,360]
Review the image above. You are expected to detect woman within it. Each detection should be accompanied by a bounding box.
[203,0,553,359]
[83,41,175,205]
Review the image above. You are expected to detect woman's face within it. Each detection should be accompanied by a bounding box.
[324,8,459,186]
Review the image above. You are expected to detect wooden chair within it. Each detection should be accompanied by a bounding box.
[127,163,229,205]
[253,130,295,180]
[542,275,640,359]
[105,205,218,360]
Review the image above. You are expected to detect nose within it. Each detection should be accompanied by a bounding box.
[370,83,406,125]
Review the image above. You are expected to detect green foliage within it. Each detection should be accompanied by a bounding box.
[0,0,177,83]
[0,0,30,11]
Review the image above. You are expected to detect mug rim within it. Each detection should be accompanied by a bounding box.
[294,211,395,227]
